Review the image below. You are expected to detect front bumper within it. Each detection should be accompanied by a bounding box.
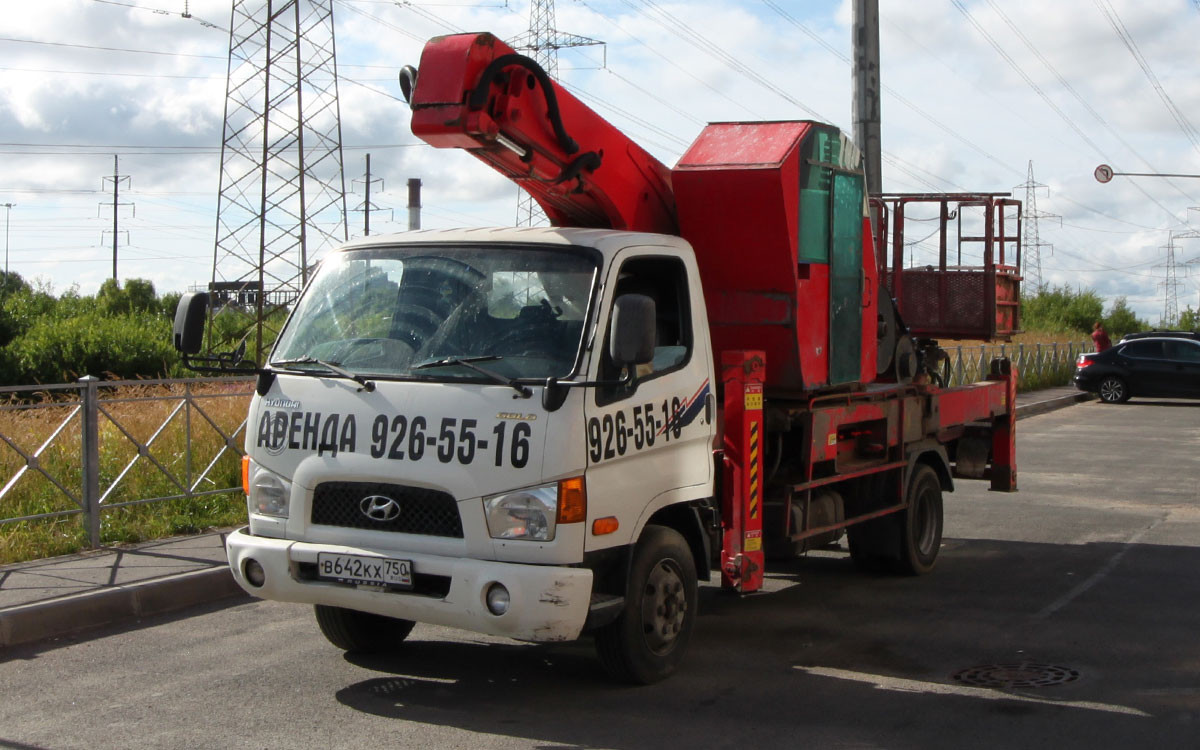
[226,527,593,642]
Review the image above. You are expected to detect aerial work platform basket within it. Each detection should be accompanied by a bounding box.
[872,193,1022,342]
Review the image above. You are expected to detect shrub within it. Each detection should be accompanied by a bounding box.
[2,312,180,383]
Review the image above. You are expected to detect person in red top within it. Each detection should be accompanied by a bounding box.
[1092,321,1111,352]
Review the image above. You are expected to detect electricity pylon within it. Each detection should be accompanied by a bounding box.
[210,0,348,362]
[509,0,602,227]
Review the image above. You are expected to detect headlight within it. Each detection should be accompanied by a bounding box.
[248,464,291,518]
[483,484,558,541]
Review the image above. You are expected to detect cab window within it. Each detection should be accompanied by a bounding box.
[598,256,692,403]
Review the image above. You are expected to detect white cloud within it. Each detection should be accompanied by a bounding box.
[0,0,1198,324]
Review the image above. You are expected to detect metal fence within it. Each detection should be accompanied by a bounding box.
[0,343,1084,552]
[944,341,1087,388]
[0,376,255,548]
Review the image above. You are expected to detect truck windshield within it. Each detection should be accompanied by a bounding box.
[271,244,598,381]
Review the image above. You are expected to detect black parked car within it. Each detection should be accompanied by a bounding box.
[1075,335,1200,403]
[1118,330,1200,343]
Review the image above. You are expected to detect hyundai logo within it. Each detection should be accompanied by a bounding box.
[360,495,402,522]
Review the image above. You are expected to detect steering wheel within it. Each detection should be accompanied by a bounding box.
[491,326,563,359]
[390,303,442,350]
[334,337,415,369]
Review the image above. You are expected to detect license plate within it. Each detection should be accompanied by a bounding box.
[317,552,412,589]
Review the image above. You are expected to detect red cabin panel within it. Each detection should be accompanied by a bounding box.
[673,122,876,394]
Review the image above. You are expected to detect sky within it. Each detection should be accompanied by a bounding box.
[2,0,1200,324]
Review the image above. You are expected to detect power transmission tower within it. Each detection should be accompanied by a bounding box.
[210,0,348,362]
[1158,231,1186,327]
[100,155,134,282]
[1014,161,1058,292]
[508,0,602,227]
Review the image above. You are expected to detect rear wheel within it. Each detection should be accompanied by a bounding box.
[595,525,698,684]
[314,605,415,653]
[847,517,894,572]
[1098,376,1129,403]
[894,464,943,575]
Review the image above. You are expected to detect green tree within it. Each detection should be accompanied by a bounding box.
[1177,306,1199,331]
[1103,297,1148,339]
[124,279,158,314]
[1021,285,1104,333]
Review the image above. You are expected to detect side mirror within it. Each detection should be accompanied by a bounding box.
[173,292,209,354]
[398,65,418,104]
[610,293,655,367]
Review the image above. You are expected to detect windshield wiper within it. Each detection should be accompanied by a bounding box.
[413,355,532,399]
[271,356,376,392]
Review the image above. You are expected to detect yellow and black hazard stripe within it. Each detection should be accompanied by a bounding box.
[749,421,760,520]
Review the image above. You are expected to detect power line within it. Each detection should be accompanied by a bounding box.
[951,0,1107,160]
[0,36,225,58]
[1094,0,1200,155]
[984,0,1199,208]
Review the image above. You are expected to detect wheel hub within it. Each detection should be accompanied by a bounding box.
[641,560,687,655]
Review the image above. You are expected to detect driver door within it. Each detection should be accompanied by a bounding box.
[583,249,715,552]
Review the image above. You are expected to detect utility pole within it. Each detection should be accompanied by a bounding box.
[852,0,881,201]
[100,155,133,281]
[2,203,13,285]
[352,153,390,236]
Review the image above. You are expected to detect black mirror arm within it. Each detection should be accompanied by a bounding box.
[541,370,635,412]
[179,351,268,376]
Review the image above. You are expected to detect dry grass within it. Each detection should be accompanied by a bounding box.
[0,380,254,564]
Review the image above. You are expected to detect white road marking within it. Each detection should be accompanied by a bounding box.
[794,666,1151,717]
[1033,515,1164,621]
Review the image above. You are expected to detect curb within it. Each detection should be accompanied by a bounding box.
[1015,390,1095,420]
[0,566,249,649]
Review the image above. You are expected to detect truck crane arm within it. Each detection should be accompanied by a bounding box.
[406,32,678,235]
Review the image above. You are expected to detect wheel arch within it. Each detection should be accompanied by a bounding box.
[645,501,713,583]
[906,441,953,493]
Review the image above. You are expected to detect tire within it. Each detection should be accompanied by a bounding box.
[847,517,895,573]
[846,473,898,572]
[313,605,416,653]
[595,525,698,684]
[894,464,943,576]
[1098,376,1129,404]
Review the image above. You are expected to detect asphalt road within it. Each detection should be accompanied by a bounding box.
[2,397,1198,749]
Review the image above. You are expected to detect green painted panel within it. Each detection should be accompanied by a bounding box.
[829,172,863,385]
[798,189,829,263]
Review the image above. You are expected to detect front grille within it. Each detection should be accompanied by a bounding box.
[311,481,463,538]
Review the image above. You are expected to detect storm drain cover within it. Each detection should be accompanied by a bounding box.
[952,663,1080,689]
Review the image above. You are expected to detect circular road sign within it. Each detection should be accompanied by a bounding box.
[1095,164,1114,183]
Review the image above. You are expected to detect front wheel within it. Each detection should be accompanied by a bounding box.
[595,525,698,684]
[314,605,415,653]
[1098,376,1129,403]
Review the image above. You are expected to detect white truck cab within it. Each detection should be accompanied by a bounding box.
[215,227,717,668]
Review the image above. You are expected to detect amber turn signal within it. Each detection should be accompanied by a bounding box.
[591,516,619,536]
[557,476,586,523]
[241,455,251,496]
